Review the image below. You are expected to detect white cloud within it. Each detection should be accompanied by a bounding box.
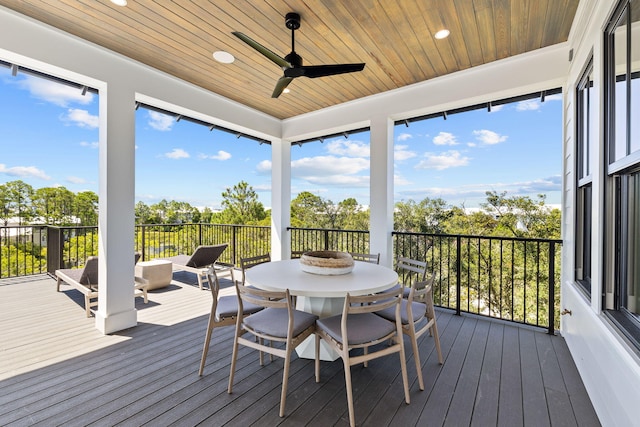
[326,140,370,157]
[18,75,93,107]
[164,148,189,159]
[292,155,369,176]
[395,175,562,203]
[291,155,369,187]
[200,150,231,161]
[394,174,411,186]
[66,176,87,184]
[64,109,99,129]
[489,104,504,113]
[0,163,50,180]
[256,160,272,173]
[433,132,458,146]
[473,129,508,145]
[148,111,175,131]
[80,141,99,149]
[516,99,541,111]
[394,144,417,161]
[415,150,470,170]
[396,132,413,142]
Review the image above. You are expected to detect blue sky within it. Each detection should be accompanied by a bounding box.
[0,66,562,210]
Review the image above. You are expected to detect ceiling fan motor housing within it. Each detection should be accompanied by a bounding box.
[285,12,301,30]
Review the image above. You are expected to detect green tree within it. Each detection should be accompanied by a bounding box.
[291,191,325,227]
[2,180,34,225]
[481,191,560,238]
[0,183,10,226]
[394,197,453,233]
[216,181,266,224]
[32,186,75,225]
[200,207,214,224]
[74,191,99,225]
[135,201,153,224]
[336,198,369,230]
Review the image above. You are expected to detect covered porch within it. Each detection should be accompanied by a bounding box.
[0,274,599,426]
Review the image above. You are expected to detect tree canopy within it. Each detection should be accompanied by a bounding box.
[1,179,561,239]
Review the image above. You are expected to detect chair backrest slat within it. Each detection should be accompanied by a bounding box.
[349,252,380,264]
[344,287,402,315]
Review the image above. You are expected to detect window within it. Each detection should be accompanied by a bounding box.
[604,0,640,346]
[575,57,594,296]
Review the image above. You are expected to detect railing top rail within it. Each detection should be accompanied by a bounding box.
[287,226,370,234]
[392,230,562,245]
[136,223,270,229]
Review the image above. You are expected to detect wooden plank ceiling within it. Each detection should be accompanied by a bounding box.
[0,0,579,120]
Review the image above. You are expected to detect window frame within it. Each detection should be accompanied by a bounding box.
[603,0,640,348]
[574,56,594,297]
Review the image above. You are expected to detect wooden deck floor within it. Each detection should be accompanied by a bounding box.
[0,273,600,426]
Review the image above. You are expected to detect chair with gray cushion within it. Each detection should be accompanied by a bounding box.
[375,272,443,390]
[228,282,317,418]
[314,287,410,427]
[164,243,231,290]
[198,263,263,376]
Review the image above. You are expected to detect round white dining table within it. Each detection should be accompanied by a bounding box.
[245,259,399,360]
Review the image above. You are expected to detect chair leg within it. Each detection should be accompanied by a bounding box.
[315,334,321,382]
[432,321,443,364]
[228,325,241,394]
[343,359,356,427]
[85,295,91,317]
[398,339,411,405]
[427,295,444,364]
[259,338,265,365]
[199,315,215,376]
[410,332,424,391]
[363,345,369,367]
[279,348,292,417]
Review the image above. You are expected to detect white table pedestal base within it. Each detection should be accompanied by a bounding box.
[295,295,344,361]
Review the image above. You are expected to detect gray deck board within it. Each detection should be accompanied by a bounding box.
[0,274,600,426]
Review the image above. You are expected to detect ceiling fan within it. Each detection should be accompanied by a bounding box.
[232,12,366,98]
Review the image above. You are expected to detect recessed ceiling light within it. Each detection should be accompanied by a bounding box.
[213,51,235,64]
[110,0,127,6]
[283,88,290,94]
[434,29,450,39]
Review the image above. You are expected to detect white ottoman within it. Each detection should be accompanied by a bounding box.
[135,259,173,290]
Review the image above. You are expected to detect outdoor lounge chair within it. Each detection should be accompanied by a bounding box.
[55,253,147,317]
[164,243,232,290]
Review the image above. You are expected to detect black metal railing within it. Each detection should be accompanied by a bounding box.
[134,223,270,266]
[288,227,370,254]
[25,223,269,274]
[394,232,562,334]
[0,225,48,277]
[1,224,561,333]
[290,227,562,333]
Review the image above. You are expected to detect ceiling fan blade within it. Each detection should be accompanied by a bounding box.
[272,76,294,98]
[285,63,365,79]
[232,32,291,69]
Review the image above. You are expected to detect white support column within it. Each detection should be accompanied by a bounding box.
[94,83,137,334]
[270,138,291,261]
[369,116,395,267]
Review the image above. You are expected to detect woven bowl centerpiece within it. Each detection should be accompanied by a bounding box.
[299,250,355,275]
